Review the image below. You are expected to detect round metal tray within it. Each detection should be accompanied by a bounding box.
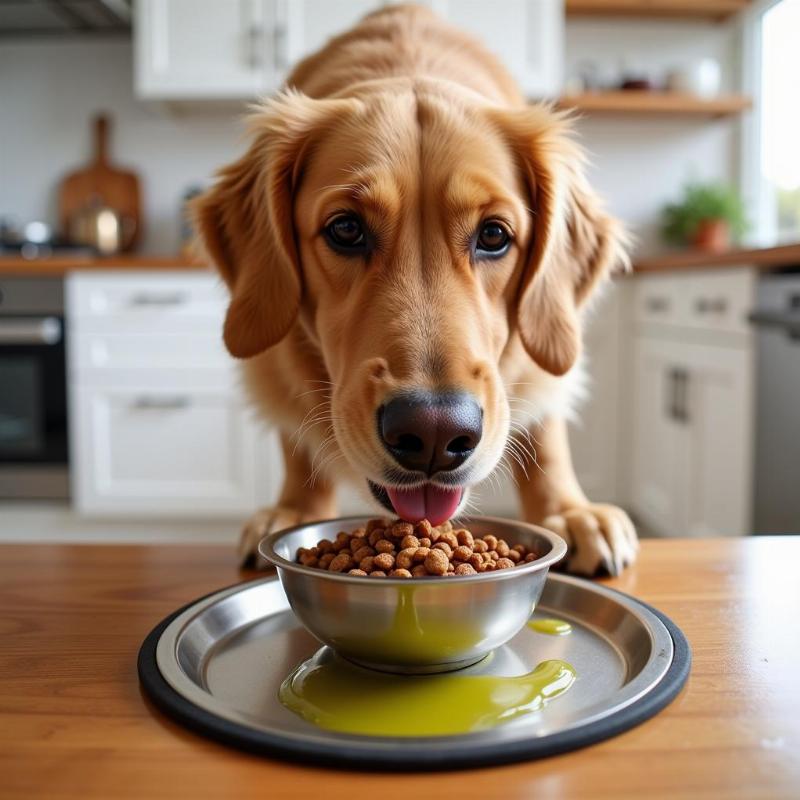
[138,574,690,770]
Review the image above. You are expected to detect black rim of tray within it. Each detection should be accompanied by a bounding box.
[137,578,691,771]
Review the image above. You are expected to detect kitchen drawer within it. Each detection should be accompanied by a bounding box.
[70,332,230,372]
[634,274,687,326]
[70,383,265,516]
[634,267,756,335]
[683,268,756,336]
[67,271,226,334]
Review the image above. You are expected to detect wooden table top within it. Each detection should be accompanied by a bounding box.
[1,537,798,799]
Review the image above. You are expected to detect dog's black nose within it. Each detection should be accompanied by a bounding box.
[379,391,483,475]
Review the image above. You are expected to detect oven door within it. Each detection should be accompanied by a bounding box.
[0,314,69,496]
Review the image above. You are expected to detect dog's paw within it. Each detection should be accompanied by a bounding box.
[239,506,323,569]
[540,503,639,577]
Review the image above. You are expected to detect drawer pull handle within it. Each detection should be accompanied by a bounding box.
[645,296,670,313]
[695,298,728,314]
[132,396,190,410]
[129,292,186,307]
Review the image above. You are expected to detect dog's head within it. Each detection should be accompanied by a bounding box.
[195,82,626,523]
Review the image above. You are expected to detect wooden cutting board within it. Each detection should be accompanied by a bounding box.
[59,114,142,251]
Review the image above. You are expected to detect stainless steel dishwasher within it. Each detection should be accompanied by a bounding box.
[750,273,800,533]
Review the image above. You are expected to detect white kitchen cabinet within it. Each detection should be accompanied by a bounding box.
[67,272,226,332]
[135,0,279,99]
[471,284,625,518]
[420,0,563,97]
[629,336,691,536]
[286,0,562,97]
[71,382,262,515]
[283,0,383,68]
[67,271,281,518]
[568,284,624,503]
[679,342,753,538]
[627,269,756,538]
[134,0,563,100]
[634,267,756,335]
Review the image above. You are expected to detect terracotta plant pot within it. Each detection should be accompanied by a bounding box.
[692,218,731,252]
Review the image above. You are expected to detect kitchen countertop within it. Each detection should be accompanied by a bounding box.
[0,254,207,275]
[1,242,799,277]
[633,242,800,273]
[2,537,798,799]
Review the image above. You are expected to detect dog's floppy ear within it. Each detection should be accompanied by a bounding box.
[193,90,360,359]
[490,106,629,376]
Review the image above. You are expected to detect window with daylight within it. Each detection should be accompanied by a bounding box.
[757,0,800,242]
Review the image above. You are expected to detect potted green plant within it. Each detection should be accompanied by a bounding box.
[662,182,748,252]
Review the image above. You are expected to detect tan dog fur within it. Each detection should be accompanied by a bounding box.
[194,4,638,576]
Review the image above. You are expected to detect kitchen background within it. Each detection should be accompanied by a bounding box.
[1,0,798,545]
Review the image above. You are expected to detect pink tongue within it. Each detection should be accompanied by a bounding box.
[385,485,463,526]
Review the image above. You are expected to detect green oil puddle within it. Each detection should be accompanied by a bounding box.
[279,655,576,737]
[528,618,573,636]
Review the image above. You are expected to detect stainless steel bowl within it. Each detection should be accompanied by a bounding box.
[259,516,567,674]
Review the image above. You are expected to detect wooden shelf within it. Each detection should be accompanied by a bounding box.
[557,91,751,118]
[565,0,750,22]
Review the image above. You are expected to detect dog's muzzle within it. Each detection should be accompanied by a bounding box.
[370,389,481,523]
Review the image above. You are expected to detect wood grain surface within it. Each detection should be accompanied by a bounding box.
[557,90,751,117]
[1,538,798,800]
[632,241,800,273]
[0,255,206,276]
[2,241,797,277]
[564,0,750,23]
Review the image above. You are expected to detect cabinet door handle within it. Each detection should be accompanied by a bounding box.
[131,396,190,411]
[246,24,264,69]
[665,367,690,423]
[129,292,186,307]
[675,369,690,424]
[273,22,287,71]
[666,367,679,420]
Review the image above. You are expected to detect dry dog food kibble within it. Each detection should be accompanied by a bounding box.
[294,519,539,578]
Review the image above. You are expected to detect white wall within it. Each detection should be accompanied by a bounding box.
[565,18,740,254]
[0,17,741,256]
[0,39,248,253]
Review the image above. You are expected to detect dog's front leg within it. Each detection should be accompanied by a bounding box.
[511,417,638,576]
[239,431,338,568]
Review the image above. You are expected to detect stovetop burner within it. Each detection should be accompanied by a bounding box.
[0,242,96,260]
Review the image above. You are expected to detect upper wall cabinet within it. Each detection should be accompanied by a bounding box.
[283,1,383,69]
[134,0,563,101]
[415,0,563,98]
[135,0,279,99]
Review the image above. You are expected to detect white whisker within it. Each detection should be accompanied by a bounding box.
[293,387,333,400]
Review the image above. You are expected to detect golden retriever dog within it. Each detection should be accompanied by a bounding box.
[195,4,638,576]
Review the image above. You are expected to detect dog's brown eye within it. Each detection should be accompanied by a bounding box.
[325,214,367,253]
[475,220,511,258]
